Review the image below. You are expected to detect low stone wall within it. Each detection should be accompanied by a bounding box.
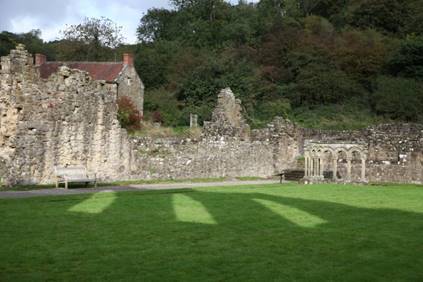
[128,137,275,180]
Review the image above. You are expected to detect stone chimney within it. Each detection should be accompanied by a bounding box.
[123,53,134,66]
[35,53,46,66]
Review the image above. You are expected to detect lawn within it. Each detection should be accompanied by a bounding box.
[0,183,422,281]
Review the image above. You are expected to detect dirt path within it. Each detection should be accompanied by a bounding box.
[0,180,281,199]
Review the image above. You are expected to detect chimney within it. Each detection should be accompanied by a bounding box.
[123,53,134,66]
[35,53,46,66]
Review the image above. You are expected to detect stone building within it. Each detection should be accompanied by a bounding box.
[34,52,144,115]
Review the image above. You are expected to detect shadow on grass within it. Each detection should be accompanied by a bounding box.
[0,187,422,281]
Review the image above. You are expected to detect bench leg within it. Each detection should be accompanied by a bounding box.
[65,181,68,190]
[55,180,59,189]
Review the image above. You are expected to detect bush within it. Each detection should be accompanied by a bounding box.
[152,111,163,123]
[117,96,142,131]
[387,36,423,80]
[372,76,423,121]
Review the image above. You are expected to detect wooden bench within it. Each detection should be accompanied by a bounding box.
[54,166,97,189]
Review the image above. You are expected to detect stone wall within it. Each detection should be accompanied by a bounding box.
[0,45,134,185]
[129,137,275,180]
[0,46,301,185]
[0,46,422,186]
[304,123,423,183]
[127,89,301,181]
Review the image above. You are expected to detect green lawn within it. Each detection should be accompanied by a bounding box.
[1,183,422,281]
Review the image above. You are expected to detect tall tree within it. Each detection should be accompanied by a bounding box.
[59,17,124,61]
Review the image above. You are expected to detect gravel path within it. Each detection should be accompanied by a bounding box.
[0,180,280,199]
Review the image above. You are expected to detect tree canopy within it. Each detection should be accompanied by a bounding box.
[2,1,423,129]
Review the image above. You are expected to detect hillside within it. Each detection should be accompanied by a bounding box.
[1,0,423,129]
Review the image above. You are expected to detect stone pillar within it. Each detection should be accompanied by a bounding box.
[346,157,352,181]
[190,114,198,128]
[315,158,318,178]
[361,158,366,182]
[310,157,314,177]
[319,158,324,178]
[308,157,313,177]
[305,156,309,177]
[333,158,338,181]
[317,158,320,177]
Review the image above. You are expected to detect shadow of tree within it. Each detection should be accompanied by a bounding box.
[1,187,422,281]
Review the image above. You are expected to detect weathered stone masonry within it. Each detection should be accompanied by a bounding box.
[0,46,422,185]
[0,45,133,185]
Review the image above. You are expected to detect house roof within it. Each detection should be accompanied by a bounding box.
[39,62,125,82]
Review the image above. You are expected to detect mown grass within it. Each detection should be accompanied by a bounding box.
[0,183,422,281]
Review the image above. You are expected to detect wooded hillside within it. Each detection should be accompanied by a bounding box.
[2,0,423,129]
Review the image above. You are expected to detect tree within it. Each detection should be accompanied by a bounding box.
[137,9,176,43]
[0,30,53,58]
[404,0,423,35]
[333,30,387,81]
[287,63,364,106]
[372,76,423,121]
[387,36,423,80]
[59,17,124,61]
[347,0,408,34]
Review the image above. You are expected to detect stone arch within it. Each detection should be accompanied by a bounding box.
[304,141,368,183]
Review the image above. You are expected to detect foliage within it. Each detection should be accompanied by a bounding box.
[117,96,142,131]
[387,36,423,80]
[2,1,423,129]
[58,17,124,61]
[346,0,408,34]
[0,30,55,59]
[372,76,423,121]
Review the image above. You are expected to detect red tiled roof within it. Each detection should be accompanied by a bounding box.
[39,62,125,82]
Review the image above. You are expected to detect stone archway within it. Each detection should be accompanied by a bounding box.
[304,141,368,183]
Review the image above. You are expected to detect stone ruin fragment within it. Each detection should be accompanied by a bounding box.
[203,88,250,140]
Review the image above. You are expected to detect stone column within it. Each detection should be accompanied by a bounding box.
[304,154,308,178]
[319,158,324,178]
[332,158,338,181]
[190,114,198,128]
[317,157,321,178]
[308,155,311,177]
[361,158,366,182]
[346,157,352,181]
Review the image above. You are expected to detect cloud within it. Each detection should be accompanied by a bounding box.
[0,0,256,44]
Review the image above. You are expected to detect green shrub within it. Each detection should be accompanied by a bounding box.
[372,76,423,121]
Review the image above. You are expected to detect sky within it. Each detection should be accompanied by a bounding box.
[0,0,257,44]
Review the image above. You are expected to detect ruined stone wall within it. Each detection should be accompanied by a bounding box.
[1,46,421,185]
[304,124,423,184]
[0,47,301,185]
[0,45,134,185]
[126,90,301,181]
[128,137,275,180]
